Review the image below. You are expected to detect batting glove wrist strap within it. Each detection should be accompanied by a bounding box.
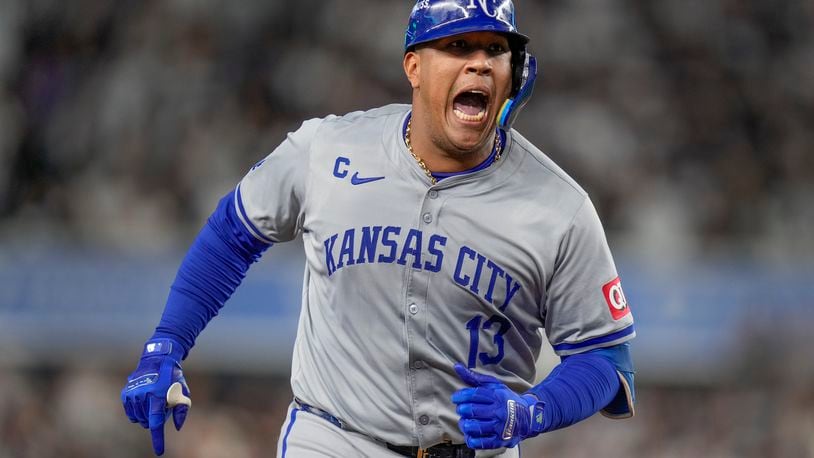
[520,394,546,436]
[140,338,185,361]
[121,338,192,456]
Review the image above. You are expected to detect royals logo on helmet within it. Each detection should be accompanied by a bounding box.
[467,0,499,17]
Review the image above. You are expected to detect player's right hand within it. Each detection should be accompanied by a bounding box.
[121,338,192,456]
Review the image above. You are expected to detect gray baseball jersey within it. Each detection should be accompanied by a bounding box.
[236,104,635,448]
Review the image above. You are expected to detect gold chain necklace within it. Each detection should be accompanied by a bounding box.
[405,118,502,185]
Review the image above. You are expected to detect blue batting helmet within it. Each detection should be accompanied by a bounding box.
[404,0,529,52]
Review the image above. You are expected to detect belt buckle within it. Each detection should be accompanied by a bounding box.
[416,449,429,458]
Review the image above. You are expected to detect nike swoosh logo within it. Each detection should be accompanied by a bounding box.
[351,172,385,185]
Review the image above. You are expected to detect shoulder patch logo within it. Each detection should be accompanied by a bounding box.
[602,277,630,320]
[250,158,266,171]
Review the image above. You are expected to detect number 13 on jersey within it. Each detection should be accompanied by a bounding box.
[466,314,512,368]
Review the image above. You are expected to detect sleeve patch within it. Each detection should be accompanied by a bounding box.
[602,277,630,320]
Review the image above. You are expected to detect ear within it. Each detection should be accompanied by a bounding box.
[403,51,420,89]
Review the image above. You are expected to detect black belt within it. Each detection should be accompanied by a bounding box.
[293,398,475,458]
[385,442,475,458]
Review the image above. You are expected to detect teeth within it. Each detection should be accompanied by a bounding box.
[454,109,486,122]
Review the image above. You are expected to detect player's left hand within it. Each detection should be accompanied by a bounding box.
[451,363,545,449]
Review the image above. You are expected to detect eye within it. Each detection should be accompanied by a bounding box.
[448,39,468,50]
[488,42,508,55]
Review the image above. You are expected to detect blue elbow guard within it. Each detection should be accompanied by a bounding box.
[578,342,635,418]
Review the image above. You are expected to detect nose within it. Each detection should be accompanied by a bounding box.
[465,50,492,76]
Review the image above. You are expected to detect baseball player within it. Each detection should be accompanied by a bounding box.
[121,1,636,457]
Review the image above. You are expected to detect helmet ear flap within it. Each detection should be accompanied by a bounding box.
[510,45,527,97]
[498,51,537,131]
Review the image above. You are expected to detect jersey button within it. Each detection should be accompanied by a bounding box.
[408,303,418,315]
[418,415,430,425]
[413,360,424,370]
[422,212,433,223]
[428,190,438,199]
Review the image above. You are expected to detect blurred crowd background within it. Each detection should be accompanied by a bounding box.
[0,0,812,457]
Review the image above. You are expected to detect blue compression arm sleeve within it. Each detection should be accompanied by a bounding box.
[526,349,622,432]
[151,190,271,358]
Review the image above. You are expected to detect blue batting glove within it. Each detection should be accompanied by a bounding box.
[121,338,192,456]
[451,363,545,449]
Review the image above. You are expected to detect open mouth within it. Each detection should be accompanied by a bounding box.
[453,90,489,123]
